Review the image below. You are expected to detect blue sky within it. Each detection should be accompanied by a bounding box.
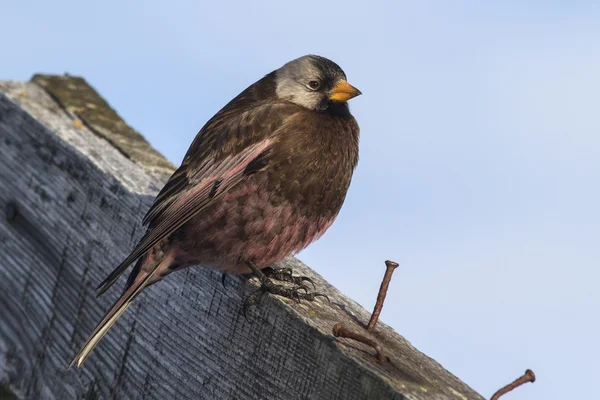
[3,1,599,398]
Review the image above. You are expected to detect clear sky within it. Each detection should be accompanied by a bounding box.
[3,1,599,398]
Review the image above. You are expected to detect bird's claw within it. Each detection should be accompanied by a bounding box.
[300,291,330,303]
[263,266,316,289]
[242,274,327,320]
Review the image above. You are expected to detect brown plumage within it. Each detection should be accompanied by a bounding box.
[70,55,361,368]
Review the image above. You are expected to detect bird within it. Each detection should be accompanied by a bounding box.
[69,55,361,368]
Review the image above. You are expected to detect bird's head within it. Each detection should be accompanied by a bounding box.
[274,55,361,111]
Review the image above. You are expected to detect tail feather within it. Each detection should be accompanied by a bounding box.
[68,269,156,369]
[96,257,139,297]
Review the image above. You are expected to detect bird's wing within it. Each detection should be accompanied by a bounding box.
[96,102,295,295]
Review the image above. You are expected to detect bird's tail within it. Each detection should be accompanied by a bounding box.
[68,268,157,369]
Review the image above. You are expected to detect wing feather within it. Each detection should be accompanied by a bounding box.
[96,139,273,295]
[96,101,298,295]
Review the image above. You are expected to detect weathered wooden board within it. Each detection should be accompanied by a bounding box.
[0,78,483,400]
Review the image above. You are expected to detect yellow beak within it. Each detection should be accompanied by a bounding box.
[329,80,362,102]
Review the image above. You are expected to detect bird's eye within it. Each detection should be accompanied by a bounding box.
[307,80,321,90]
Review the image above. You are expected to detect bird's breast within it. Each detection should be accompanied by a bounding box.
[267,110,359,220]
[174,171,340,271]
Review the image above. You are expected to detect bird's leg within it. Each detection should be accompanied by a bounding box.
[262,266,315,290]
[244,261,328,308]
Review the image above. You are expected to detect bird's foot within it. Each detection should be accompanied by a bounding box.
[242,262,329,321]
[243,280,329,321]
[262,266,316,289]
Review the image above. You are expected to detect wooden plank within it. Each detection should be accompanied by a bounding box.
[0,79,483,400]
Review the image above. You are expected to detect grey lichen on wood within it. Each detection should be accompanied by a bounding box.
[0,77,484,400]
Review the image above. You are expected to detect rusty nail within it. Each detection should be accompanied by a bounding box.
[332,323,389,363]
[366,260,399,331]
[491,369,536,400]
